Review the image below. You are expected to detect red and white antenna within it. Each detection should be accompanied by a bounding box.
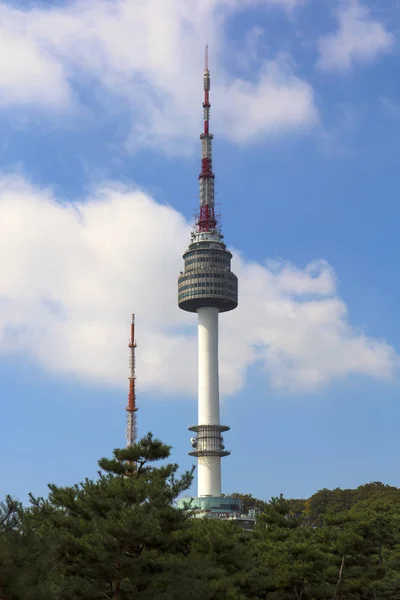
[126,314,138,447]
[198,44,217,232]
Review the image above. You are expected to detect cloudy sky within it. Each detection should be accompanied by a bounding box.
[1,0,399,503]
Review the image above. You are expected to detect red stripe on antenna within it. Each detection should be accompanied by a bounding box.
[197,45,217,233]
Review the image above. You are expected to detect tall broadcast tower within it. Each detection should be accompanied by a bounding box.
[178,47,239,509]
[126,314,138,448]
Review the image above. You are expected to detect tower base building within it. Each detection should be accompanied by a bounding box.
[176,495,242,520]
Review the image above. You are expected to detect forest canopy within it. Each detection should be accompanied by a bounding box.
[1,433,400,600]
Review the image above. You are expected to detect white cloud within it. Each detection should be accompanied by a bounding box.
[216,54,317,143]
[0,29,72,109]
[317,0,395,72]
[0,0,316,152]
[0,174,397,396]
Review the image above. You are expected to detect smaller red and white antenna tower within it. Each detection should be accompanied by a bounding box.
[126,314,138,447]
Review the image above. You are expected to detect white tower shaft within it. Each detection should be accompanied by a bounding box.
[197,307,221,496]
[198,307,220,425]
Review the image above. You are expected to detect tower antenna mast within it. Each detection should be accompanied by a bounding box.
[126,314,138,447]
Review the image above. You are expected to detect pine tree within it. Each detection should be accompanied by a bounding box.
[21,433,196,599]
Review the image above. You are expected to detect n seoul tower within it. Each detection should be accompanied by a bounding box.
[178,47,238,502]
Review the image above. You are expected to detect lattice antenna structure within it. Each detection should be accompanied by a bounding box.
[197,44,217,233]
[126,314,138,448]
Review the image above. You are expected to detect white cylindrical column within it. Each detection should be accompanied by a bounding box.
[197,306,221,497]
[198,456,221,497]
[197,307,220,425]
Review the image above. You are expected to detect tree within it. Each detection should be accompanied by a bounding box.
[189,518,255,598]
[229,493,268,514]
[251,496,330,600]
[14,434,199,599]
[3,445,400,600]
[0,495,22,597]
[0,494,59,600]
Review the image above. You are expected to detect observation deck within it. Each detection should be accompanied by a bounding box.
[178,232,238,313]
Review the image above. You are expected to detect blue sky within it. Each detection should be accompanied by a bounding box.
[1,0,400,504]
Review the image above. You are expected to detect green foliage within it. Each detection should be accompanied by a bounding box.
[0,434,197,599]
[229,493,268,514]
[189,519,255,598]
[2,439,400,600]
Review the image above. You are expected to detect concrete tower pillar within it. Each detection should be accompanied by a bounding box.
[197,307,220,496]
